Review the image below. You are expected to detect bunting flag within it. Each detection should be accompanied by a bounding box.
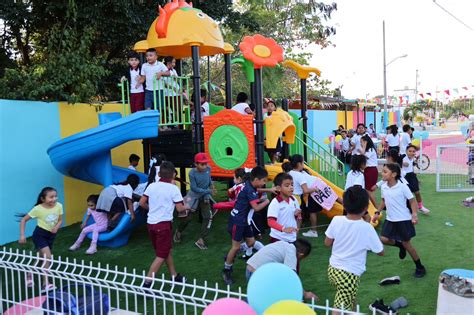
[444,89,450,96]
[419,93,424,99]
[399,96,403,104]
[463,86,469,90]
[427,92,432,96]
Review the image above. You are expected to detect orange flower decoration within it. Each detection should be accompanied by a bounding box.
[239,34,284,69]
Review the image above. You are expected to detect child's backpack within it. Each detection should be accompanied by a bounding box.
[42,284,109,315]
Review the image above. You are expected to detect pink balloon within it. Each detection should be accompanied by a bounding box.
[203,298,257,315]
[470,130,474,137]
[335,142,341,150]
[422,139,432,147]
[329,135,335,140]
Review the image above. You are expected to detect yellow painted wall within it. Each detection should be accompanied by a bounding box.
[389,112,395,125]
[58,103,144,224]
[337,111,346,129]
[346,111,354,130]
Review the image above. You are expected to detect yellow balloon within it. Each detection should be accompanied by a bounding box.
[467,139,472,144]
[323,138,330,145]
[412,139,420,147]
[335,135,342,142]
[264,300,316,315]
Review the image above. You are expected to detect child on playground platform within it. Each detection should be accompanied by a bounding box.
[69,194,107,255]
[372,163,426,278]
[232,92,253,115]
[121,51,144,113]
[267,173,300,243]
[223,166,270,286]
[96,174,139,230]
[402,145,430,214]
[128,153,140,170]
[140,161,188,286]
[140,48,170,110]
[246,239,317,300]
[175,153,214,250]
[19,187,63,292]
[264,98,281,164]
[325,186,384,313]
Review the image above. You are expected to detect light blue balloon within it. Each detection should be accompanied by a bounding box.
[247,263,303,315]
[421,131,429,140]
[413,131,421,139]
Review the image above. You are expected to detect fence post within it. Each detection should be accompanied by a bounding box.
[419,136,423,174]
[436,144,440,192]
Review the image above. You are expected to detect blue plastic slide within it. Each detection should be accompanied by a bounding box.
[47,111,160,247]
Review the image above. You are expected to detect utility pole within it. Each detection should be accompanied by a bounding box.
[415,69,419,104]
[383,21,387,129]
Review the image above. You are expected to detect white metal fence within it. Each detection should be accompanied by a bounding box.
[0,248,379,315]
[436,144,474,192]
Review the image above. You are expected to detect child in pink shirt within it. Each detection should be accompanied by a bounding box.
[69,195,108,255]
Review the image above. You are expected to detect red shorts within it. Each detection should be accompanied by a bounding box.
[147,221,172,258]
[130,92,145,113]
[364,166,378,190]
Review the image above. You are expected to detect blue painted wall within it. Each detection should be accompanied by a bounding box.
[0,100,64,245]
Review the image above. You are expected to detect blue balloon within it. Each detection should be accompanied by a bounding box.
[247,263,303,315]
[421,131,429,140]
[413,131,421,139]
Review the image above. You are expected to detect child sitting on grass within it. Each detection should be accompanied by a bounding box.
[325,186,384,314]
[246,239,317,300]
[175,153,214,250]
[69,194,107,255]
[139,161,188,286]
[223,166,270,285]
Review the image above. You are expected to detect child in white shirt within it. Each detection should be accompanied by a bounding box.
[402,145,430,214]
[232,92,253,115]
[344,155,366,190]
[325,186,384,311]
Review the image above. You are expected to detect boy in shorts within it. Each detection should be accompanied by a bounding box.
[222,166,270,285]
[139,161,188,286]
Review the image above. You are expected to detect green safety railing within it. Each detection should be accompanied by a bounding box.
[153,76,191,127]
[118,76,192,127]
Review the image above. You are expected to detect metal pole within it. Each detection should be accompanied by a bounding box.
[383,20,388,130]
[281,98,289,159]
[191,46,203,153]
[175,59,182,76]
[415,69,419,104]
[254,68,264,166]
[301,79,308,161]
[224,53,232,109]
[207,56,211,103]
[250,82,256,111]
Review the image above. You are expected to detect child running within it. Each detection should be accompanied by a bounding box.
[325,186,384,313]
[267,173,300,243]
[246,239,317,300]
[360,135,378,207]
[95,174,139,230]
[223,166,269,285]
[69,194,108,254]
[140,161,188,286]
[344,154,367,190]
[19,187,63,292]
[372,163,427,278]
[402,145,430,214]
[175,153,214,249]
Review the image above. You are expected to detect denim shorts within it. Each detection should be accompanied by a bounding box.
[144,90,165,110]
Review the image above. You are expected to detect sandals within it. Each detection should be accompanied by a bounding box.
[440,273,474,298]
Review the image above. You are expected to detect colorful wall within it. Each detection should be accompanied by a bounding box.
[0,100,144,245]
[290,109,400,144]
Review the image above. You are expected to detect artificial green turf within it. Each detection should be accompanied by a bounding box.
[5,174,474,314]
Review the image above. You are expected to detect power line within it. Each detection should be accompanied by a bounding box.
[433,0,473,32]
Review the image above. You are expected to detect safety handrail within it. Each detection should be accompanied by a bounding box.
[118,80,130,116]
[153,75,191,126]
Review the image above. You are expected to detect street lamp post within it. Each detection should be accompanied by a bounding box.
[383,20,408,129]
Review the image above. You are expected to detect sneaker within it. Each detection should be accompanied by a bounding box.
[369,299,397,314]
[172,273,186,283]
[302,230,318,238]
[85,244,97,255]
[194,241,208,250]
[173,230,182,243]
[222,269,234,286]
[69,243,81,251]
[414,267,426,278]
[41,283,56,293]
[379,276,401,286]
[398,246,407,260]
[419,206,430,215]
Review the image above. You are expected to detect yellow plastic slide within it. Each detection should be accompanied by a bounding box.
[265,163,379,226]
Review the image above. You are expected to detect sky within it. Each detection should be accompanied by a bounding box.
[309,0,474,101]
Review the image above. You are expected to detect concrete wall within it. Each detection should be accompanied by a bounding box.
[0,100,144,245]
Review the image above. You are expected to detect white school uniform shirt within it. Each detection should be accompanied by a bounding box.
[163,69,179,96]
[289,170,307,195]
[376,178,408,188]
[325,216,383,276]
[399,133,411,155]
[365,148,378,167]
[202,101,210,117]
[402,156,414,177]
[340,138,350,152]
[111,184,133,200]
[128,165,136,171]
[344,170,365,190]
[267,196,299,242]
[351,133,366,155]
[381,181,414,222]
[386,133,400,147]
[141,61,168,91]
[129,68,144,93]
[144,180,184,224]
[232,102,251,115]
[247,241,298,271]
